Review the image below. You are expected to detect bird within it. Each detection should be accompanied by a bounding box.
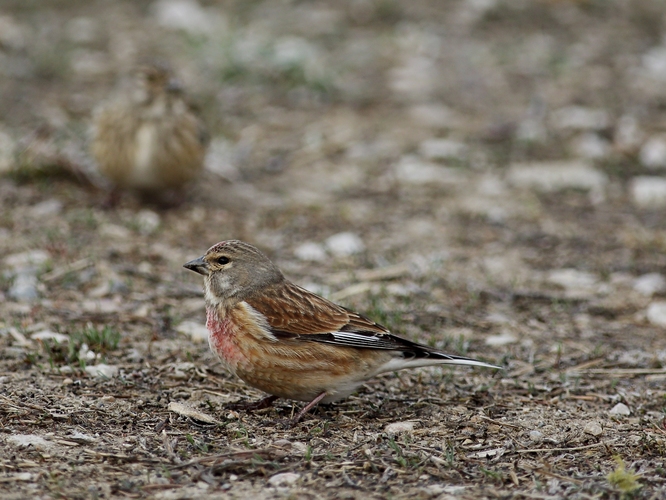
[90,63,208,204]
[184,240,500,424]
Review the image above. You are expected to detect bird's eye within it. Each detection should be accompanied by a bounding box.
[216,256,230,265]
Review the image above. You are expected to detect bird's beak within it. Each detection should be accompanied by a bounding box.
[183,256,209,276]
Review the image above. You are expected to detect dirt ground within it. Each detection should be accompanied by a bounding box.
[1,0,666,498]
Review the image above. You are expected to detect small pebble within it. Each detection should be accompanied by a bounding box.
[8,273,39,302]
[583,421,603,437]
[508,161,607,194]
[608,402,631,416]
[572,133,611,159]
[639,136,666,169]
[485,332,518,346]
[550,106,610,131]
[647,302,666,327]
[8,434,50,449]
[151,0,213,36]
[529,430,543,443]
[394,156,464,185]
[419,138,467,161]
[294,242,327,262]
[135,210,161,235]
[175,321,209,342]
[325,232,365,257]
[630,176,666,208]
[4,250,50,270]
[29,199,63,217]
[32,330,69,343]
[84,364,119,379]
[384,421,417,434]
[634,273,666,296]
[268,472,300,487]
[548,269,598,291]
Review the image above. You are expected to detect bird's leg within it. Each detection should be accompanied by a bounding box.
[291,391,328,425]
[228,395,278,412]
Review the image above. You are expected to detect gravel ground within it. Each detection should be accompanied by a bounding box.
[1,0,666,498]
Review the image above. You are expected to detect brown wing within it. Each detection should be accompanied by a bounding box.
[245,281,388,336]
[246,281,500,368]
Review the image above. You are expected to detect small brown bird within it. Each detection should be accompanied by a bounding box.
[90,64,208,202]
[184,240,500,424]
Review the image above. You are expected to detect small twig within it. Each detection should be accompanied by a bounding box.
[41,258,93,282]
[515,442,605,454]
[477,415,525,430]
[567,368,666,377]
[168,449,278,470]
[162,429,180,464]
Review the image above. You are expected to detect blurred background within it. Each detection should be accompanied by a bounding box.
[1,0,666,497]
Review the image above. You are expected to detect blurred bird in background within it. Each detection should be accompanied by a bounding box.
[90,63,209,205]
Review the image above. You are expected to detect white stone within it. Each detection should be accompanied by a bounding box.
[550,106,610,131]
[81,299,121,314]
[583,421,603,437]
[419,138,467,161]
[151,0,213,36]
[384,421,417,434]
[443,485,466,495]
[69,431,96,443]
[529,430,543,443]
[272,37,323,81]
[608,402,630,416]
[394,155,465,185]
[29,199,63,217]
[548,269,598,291]
[633,273,666,296]
[509,160,608,194]
[642,45,666,81]
[135,210,161,235]
[8,273,39,302]
[175,321,209,342]
[0,15,26,50]
[294,242,327,262]
[614,115,643,151]
[647,302,666,327]
[630,176,666,208]
[99,223,131,240]
[8,434,51,449]
[485,331,518,346]
[640,136,666,169]
[5,250,50,270]
[325,232,365,257]
[85,364,119,378]
[389,56,437,99]
[268,472,301,487]
[32,330,69,343]
[572,133,611,159]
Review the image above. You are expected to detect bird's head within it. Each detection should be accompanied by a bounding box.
[133,63,183,105]
[184,240,284,307]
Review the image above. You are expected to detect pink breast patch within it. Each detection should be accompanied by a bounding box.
[206,308,242,365]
